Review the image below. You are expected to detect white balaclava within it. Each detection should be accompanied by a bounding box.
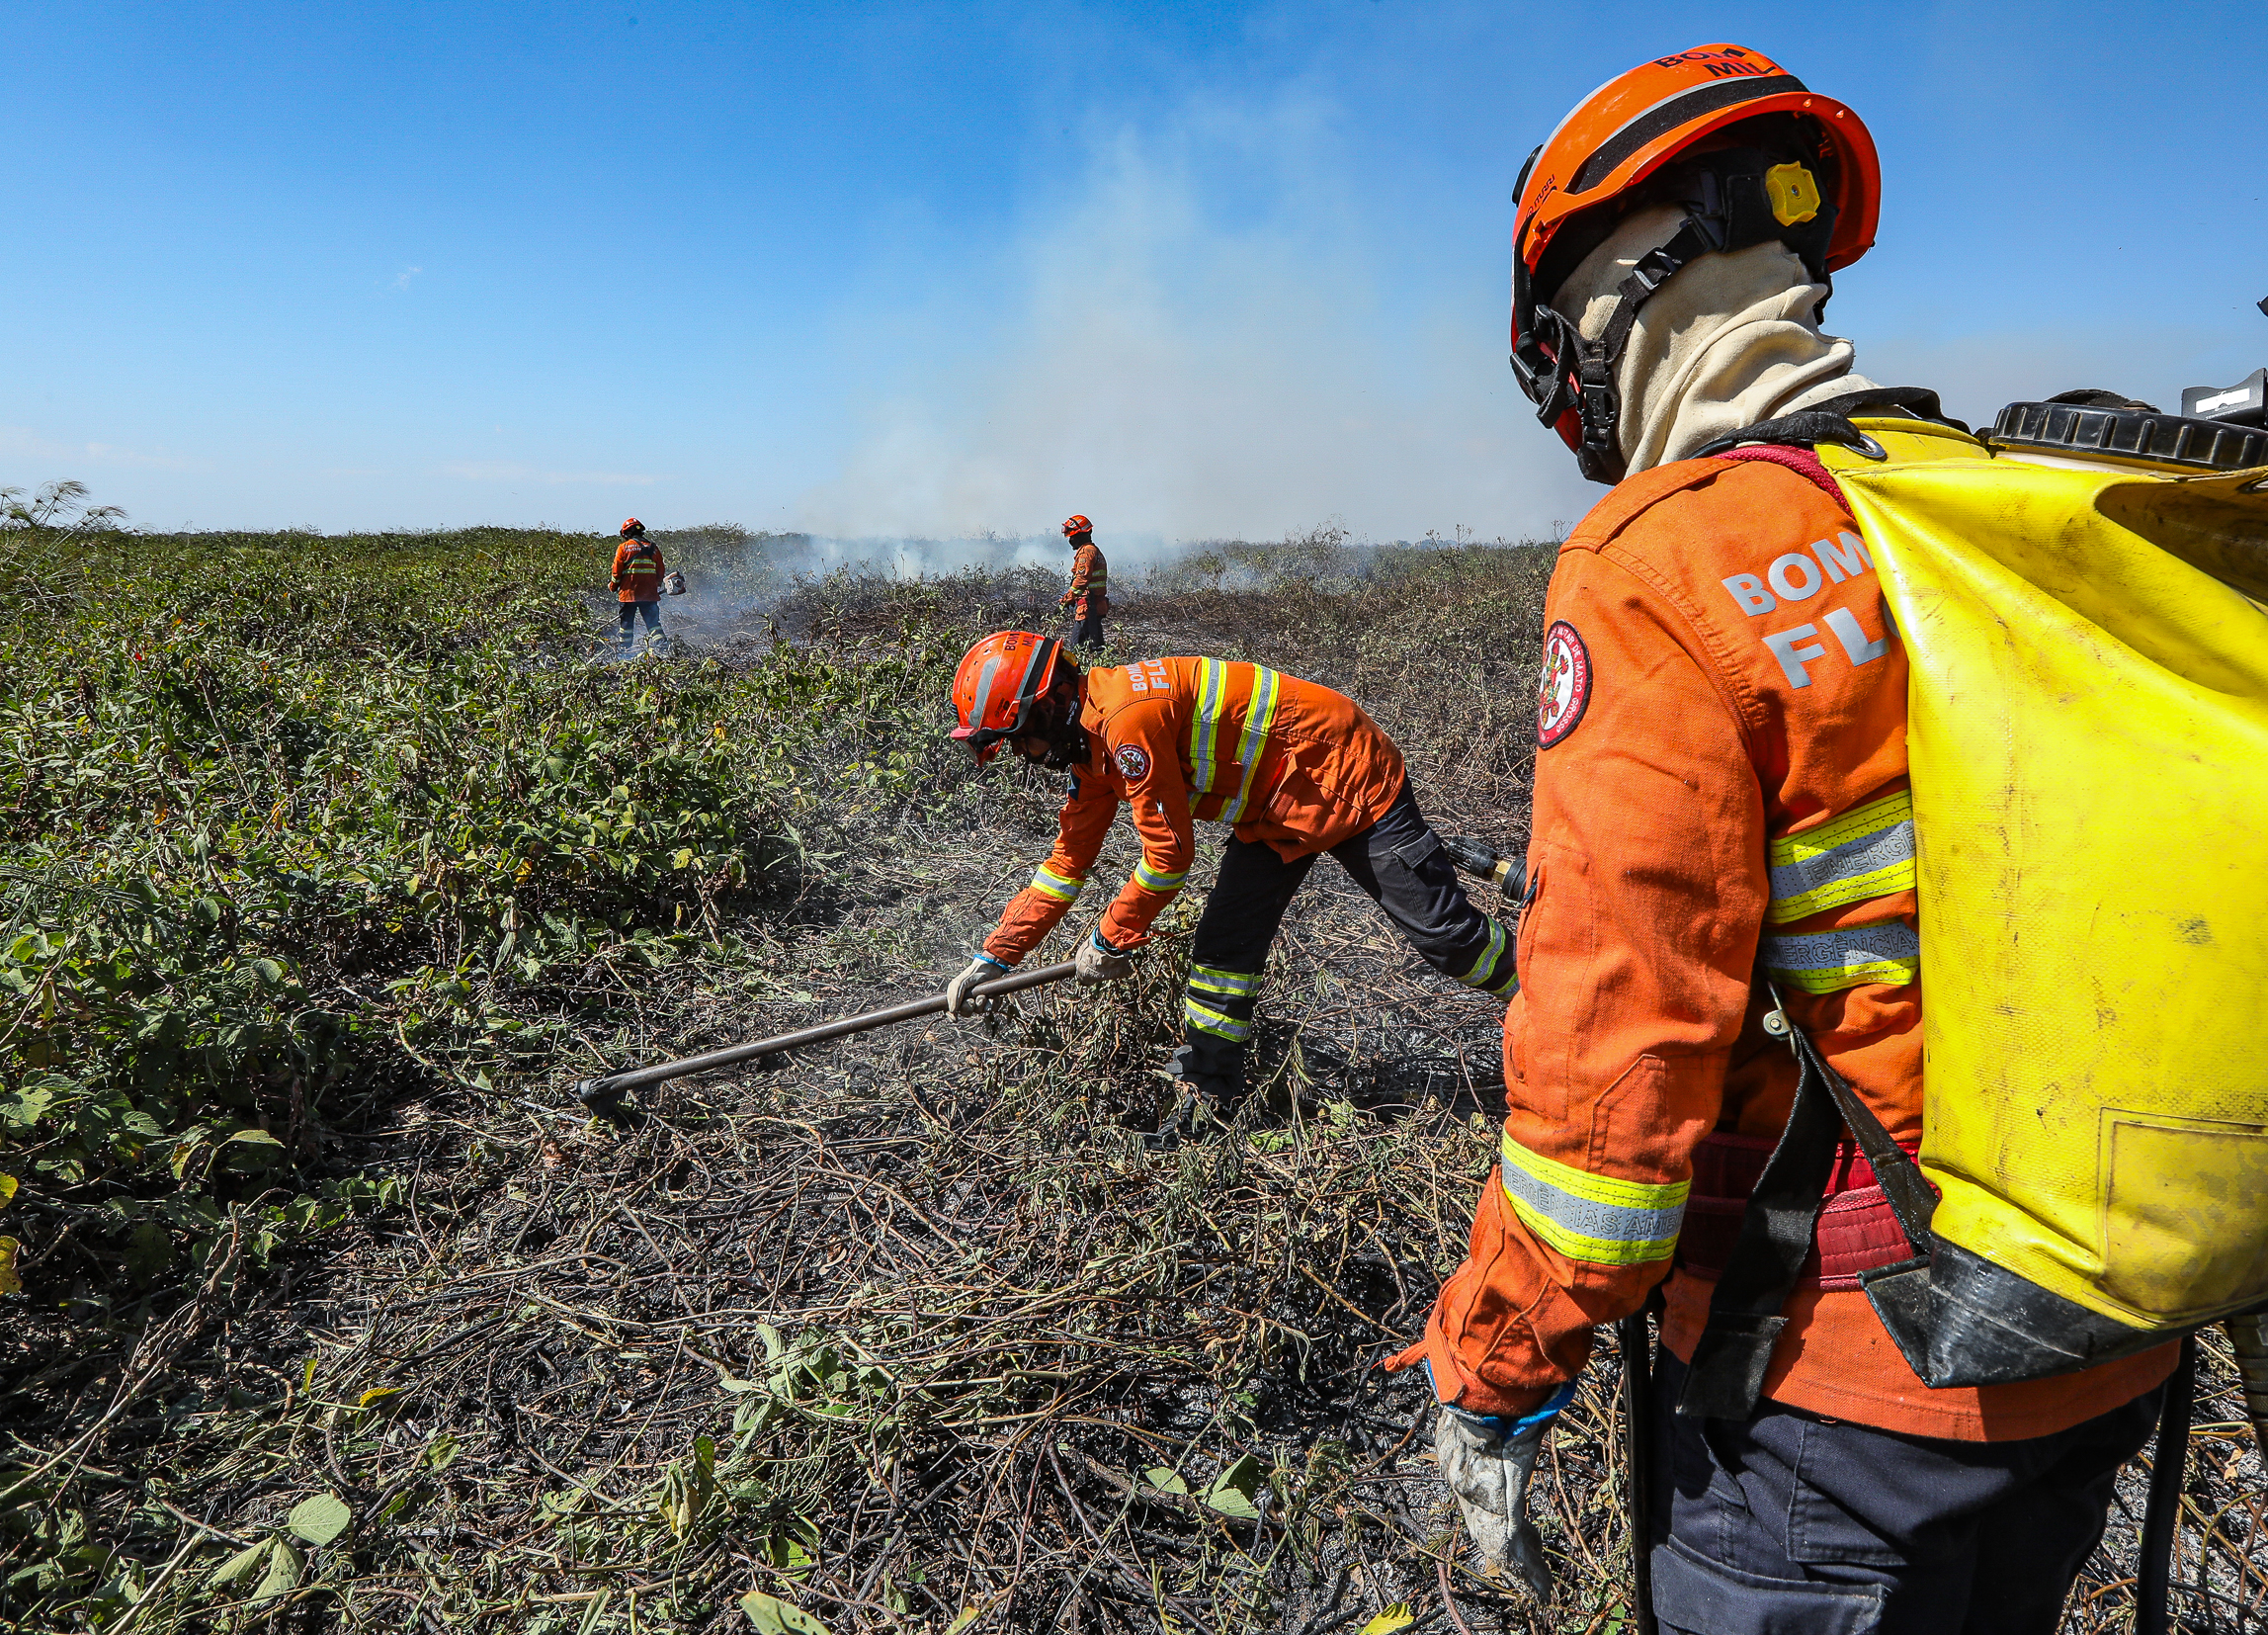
[1552,202,1880,475]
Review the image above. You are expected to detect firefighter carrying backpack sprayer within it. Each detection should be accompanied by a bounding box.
[1679,395,2268,1415]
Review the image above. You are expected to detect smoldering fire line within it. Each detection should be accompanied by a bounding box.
[630,522,1559,653]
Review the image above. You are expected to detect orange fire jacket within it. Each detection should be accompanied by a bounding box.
[1390,452,2175,1442]
[1059,541,1110,619]
[612,539,667,603]
[982,656,1403,964]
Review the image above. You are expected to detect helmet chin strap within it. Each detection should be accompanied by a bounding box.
[1018,671,1088,771]
[1042,723,1090,772]
[1516,154,1838,484]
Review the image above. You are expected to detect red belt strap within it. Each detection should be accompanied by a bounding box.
[1677,1130,1927,1292]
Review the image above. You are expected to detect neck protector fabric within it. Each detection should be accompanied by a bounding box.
[1554,203,1879,475]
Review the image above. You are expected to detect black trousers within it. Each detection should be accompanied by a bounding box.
[1176,779,1513,1090]
[1068,611,1106,647]
[1648,1350,2165,1634]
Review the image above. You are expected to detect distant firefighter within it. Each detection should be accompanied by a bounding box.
[610,518,668,654]
[1057,515,1109,648]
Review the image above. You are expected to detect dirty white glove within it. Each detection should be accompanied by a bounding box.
[1074,930,1134,984]
[1433,1380,1574,1600]
[945,954,1011,1016]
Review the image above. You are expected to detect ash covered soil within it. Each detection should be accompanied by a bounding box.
[1,528,2257,1633]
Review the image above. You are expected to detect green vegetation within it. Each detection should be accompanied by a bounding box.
[1,521,2244,1634]
[0,526,953,1313]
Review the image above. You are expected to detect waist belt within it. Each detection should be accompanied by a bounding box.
[1677,1131,1928,1292]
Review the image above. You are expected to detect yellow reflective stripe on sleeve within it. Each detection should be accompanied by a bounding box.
[1027,864,1087,904]
[1497,1132,1686,1265]
[1188,964,1260,997]
[1183,996,1251,1041]
[1217,666,1282,823]
[1133,860,1188,894]
[1767,791,1917,923]
[1188,659,1230,796]
[1762,921,1920,993]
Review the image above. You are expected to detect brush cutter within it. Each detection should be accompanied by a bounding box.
[574,959,1076,1121]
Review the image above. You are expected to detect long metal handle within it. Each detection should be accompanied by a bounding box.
[576,960,1078,1104]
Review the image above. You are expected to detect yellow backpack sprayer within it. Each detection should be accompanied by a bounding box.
[1806,390,2268,1389]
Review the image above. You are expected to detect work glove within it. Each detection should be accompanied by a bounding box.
[1074,929,1134,984]
[1432,1378,1575,1601]
[945,953,1012,1017]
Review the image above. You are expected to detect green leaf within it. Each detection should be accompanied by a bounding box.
[1143,1467,1189,1497]
[756,1532,814,1576]
[1200,1452,1264,1519]
[286,1493,352,1546]
[250,1536,301,1600]
[739,1591,830,1635]
[0,1239,20,1297]
[205,1537,273,1589]
[0,1174,18,1209]
[222,1128,284,1148]
[0,1088,55,1130]
[1359,1605,1415,1635]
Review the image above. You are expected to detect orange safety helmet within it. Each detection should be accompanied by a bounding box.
[620,517,645,536]
[951,631,1066,763]
[1061,515,1093,539]
[1509,44,1881,483]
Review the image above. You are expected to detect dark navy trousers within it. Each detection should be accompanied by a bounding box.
[1176,779,1514,1092]
[1648,1350,2166,1634]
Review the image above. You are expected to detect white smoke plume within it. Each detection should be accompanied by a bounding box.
[792,91,1594,547]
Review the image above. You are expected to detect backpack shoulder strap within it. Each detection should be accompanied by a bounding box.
[1690,387,1967,463]
[1677,985,1939,1421]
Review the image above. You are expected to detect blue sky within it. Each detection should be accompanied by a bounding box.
[7,1,2263,545]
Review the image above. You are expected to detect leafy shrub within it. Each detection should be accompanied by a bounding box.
[0,526,959,1300]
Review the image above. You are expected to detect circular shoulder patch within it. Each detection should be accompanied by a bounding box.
[1536,621,1592,749]
[1114,743,1151,780]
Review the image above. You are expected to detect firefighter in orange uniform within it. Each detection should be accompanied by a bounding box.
[1389,43,2178,1630]
[1058,515,1109,647]
[942,632,1515,1103]
[610,518,668,654]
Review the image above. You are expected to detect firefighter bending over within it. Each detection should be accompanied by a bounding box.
[941,631,1514,1105]
[1058,515,1109,648]
[611,518,668,654]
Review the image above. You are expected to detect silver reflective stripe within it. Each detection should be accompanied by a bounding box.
[1027,865,1085,904]
[1184,996,1250,1041]
[1763,920,1920,994]
[969,652,1006,730]
[1134,861,1188,893]
[1459,919,1510,990]
[1189,964,1260,998]
[1188,659,1229,794]
[1767,791,1916,923]
[1217,666,1282,822]
[1498,1133,1687,1266]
